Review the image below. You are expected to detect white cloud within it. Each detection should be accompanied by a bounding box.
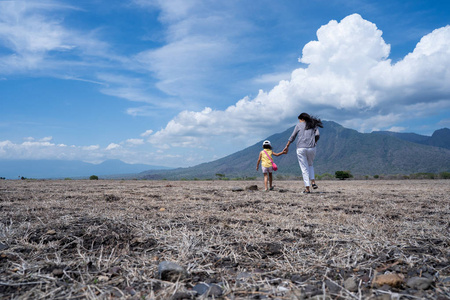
[438,119,450,127]
[370,25,450,103]
[0,139,100,162]
[0,137,162,165]
[82,145,100,151]
[131,0,255,101]
[387,126,407,132]
[126,139,145,146]
[0,1,116,75]
[252,72,291,85]
[140,130,154,137]
[135,36,234,98]
[146,14,450,151]
[342,113,403,133]
[106,143,121,150]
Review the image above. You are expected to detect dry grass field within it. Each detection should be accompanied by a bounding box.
[0,179,449,299]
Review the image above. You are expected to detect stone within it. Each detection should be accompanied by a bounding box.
[303,284,320,297]
[193,283,209,295]
[97,275,109,282]
[291,274,307,283]
[325,279,341,294]
[171,292,193,300]
[46,229,57,235]
[406,277,433,290]
[232,187,244,192]
[277,286,289,292]
[124,286,136,296]
[158,261,188,282]
[236,272,252,280]
[104,194,120,202]
[375,295,391,300]
[373,273,404,288]
[0,242,9,251]
[193,283,223,297]
[52,268,64,277]
[344,277,358,292]
[246,185,258,191]
[108,266,121,276]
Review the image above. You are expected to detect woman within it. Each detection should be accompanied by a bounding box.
[283,113,323,193]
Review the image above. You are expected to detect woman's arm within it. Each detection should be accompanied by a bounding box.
[283,141,292,154]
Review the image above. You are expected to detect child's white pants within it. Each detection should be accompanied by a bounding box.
[296,147,316,187]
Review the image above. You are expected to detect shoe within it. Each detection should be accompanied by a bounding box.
[312,184,318,189]
[302,190,311,194]
[269,186,274,191]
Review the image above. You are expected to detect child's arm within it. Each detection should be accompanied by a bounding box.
[273,151,284,156]
[256,152,262,170]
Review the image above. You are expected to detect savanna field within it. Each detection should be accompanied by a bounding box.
[0,179,449,299]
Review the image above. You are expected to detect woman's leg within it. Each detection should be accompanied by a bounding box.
[306,147,316,182]
[296,148,310,188]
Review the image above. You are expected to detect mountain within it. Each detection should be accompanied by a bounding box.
[373,128,450,149]
[0,159,170,179]
[140,121,450,179]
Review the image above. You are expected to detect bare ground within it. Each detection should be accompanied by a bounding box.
[0,179,449,299]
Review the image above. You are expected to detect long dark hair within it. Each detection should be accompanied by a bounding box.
[298,113,323,130]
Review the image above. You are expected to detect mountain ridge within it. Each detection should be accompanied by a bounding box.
[140,121,450,179]
[2,122,448,179]
[373,128,450,149]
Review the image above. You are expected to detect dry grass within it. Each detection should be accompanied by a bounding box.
[0,179,449,299]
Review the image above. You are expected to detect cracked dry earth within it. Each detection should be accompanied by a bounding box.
[0,179,449,299]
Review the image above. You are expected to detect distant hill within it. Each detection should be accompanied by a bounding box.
[0,159,170,179]
[373,128,450,149]
[140,121,450,179]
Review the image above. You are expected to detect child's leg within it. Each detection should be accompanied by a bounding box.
[269,172,273,189]
[264,173,268,191]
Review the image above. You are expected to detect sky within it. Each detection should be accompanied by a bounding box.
[0,0,449,168]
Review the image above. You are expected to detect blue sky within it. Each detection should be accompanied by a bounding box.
[1,0,449,167]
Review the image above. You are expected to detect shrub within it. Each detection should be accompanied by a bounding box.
[410,173,435,179]
[215,173,226,180]
[439,172,450,179]
[89,175,99,180]
[373,175,379,179]
[335,171,352,180]
[319,173,334,180]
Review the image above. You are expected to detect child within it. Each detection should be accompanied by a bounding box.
[256,140,284,191]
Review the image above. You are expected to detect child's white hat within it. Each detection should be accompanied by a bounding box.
[263,140,271,146]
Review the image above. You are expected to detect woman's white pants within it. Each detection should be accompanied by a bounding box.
[296,147,316,187]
